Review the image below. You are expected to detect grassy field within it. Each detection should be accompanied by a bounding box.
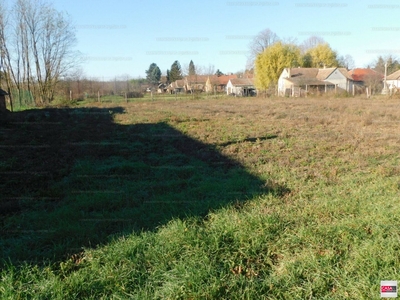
[1,95,399,299]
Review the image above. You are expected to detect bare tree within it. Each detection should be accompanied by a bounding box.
[338,54,355,70]
[247,28,279,67]
[204,64,215,76]
[0,0,78,106]
[181,62,189,76]
[300,36,325,53]
[0,1,14,107]
[372,55,400,75]
[363,73,383,94]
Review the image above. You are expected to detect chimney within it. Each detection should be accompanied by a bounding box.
[287,68,291,78]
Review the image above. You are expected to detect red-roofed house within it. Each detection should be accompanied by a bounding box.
[348,68,383,94]
[347,68,383,82]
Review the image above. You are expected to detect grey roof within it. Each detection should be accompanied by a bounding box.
[316,68,337,80]
[285,67,350,86]
[229,78,255,87]
[387,69,400,80]
[185,75,209,84]
[288,68,319,78]
[336,68,354,80]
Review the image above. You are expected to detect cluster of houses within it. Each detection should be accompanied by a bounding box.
[152,67,400,97]
[155,74,257,97]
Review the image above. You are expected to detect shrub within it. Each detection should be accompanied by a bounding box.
[126,91,144,99]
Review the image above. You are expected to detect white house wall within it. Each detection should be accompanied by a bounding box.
[387,79,400,89]
[278,69,290,96]
[226,81,233,94]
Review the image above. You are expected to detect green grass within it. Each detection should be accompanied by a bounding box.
[1,96,400,299]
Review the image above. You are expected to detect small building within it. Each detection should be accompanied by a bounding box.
[157,83,168,93]
[169,80,185,94]
[226,78,256,96]
[0,88,8,112]
[323,68,354,93]
[278,68,337,97]
[347,68,383,94]
[184,75,208,93]
[206,74,238,93]
[347,68,383,86]
[386,69,400,90]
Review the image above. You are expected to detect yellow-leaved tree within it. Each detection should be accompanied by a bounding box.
[255,42,301,92]
[304,43,339,68]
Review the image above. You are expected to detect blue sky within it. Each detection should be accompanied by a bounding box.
[49,0,400,79]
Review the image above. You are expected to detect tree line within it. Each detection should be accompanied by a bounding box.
[145,60,184,87]
[144,59,228,89]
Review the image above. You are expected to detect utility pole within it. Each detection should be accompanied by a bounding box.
[382,62,389,95]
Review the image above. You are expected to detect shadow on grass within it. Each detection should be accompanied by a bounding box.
[218,135,278,147]
[0,107,288,265]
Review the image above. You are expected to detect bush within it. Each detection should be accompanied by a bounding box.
[126,91,144,99]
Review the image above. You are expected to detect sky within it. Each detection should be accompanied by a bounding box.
[45,0,400,80]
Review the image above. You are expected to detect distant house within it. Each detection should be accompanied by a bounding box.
[347,68,383,93]
[324,68,354,93]
[226,78,256,96]
[205,74,237,93]
[184,75,209,93]
[386,69,400,89]
[169,80,185,94]
[348,68,383,84]
[157,83,168,93]
[141,84,151,93]
[278,68,337,97]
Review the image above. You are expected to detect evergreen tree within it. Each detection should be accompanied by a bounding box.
[189,60,196,76]
[145,63,161,86]
[373,55,400,74]
[215,69,224,77]
[166,69,170,83]
[151,67,161,85]
[170,60,183,82]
